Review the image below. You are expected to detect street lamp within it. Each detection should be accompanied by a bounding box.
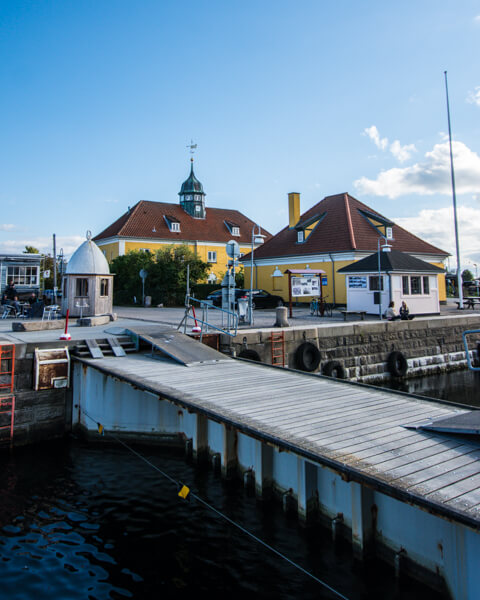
[249,225,266,325]
[377,235,392,320]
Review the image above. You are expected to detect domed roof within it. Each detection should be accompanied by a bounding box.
[66,232,110,275]
[179,160,205,196]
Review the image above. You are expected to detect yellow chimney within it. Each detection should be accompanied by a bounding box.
[288,192,300,228]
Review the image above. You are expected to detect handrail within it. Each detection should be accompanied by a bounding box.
[462,329,480,372]
[178,295,239,338]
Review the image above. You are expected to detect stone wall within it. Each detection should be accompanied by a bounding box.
[221,314,480,383]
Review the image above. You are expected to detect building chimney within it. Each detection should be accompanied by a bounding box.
[288,192,300,228]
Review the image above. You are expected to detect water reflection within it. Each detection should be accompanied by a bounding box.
[0,440,443,600]
[377,369,480,407]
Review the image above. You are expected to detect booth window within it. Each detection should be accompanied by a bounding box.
[100,278,109,297]
[369,276,384,291]
[402,276,410,295]
[411,276,421,295]
[423,277,430,294]
[76,278,88,297]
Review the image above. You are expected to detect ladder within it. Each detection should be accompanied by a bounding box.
[0,344,15,446]
[270,331,285,367]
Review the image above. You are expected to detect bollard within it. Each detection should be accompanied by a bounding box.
[274,306,289,327]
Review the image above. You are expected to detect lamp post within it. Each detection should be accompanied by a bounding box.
[249,225,266,325]
[377,235,392,320]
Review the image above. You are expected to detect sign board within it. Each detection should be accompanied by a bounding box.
[291,276,320,297]
[226,240,240,259]
[321,276,328,286]
[348,276,367,289]
[43,270,51,278]
[139,269,148,280]
[385,227,393,240]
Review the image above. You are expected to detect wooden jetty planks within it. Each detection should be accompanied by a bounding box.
[78,353,480,522]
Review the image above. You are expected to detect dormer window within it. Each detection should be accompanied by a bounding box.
[224,220,240,236]
[164,215,181,232]
[297,230,304,243]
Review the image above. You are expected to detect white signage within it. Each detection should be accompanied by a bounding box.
[386,227,393,240]
[43,270,51,278]
[348,276,367,289]
[291,276,320,297]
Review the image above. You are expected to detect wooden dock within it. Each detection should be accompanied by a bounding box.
[76,351,480,529]
[73,342,480,599]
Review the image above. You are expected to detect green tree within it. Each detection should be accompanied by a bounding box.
[153,245,210,305]
[462,269,474,282]
[24,245,40,254]
[110,251,156,305]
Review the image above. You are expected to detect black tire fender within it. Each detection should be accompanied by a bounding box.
[387,351,408,377]
[322,360,346,379]
[295,342,321,372]
[238,349,261,362]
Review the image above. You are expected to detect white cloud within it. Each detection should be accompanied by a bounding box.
[0,224,15,231]
[467,86,480,107]
[0,235,85,258]
[354,140,480,198]
[364,126,388,151]
[364,125,416,163]
[389,140,416,163]
[394,205,480,268]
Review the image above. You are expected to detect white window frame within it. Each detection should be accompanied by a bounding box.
[297,230,304,243]
[7,265,39,286]
[207,251,217,263]
[170,222,180,232]
[232,226,240,236]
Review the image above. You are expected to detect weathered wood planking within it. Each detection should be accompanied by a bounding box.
[78,353,480,523]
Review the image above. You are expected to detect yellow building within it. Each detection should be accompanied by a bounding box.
[94,160,270,282]
[242,192,448,305]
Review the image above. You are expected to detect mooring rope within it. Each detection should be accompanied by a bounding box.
[81,409,351,600]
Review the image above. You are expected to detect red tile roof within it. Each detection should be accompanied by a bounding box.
[248,193,448,260]
[94,200,271,245]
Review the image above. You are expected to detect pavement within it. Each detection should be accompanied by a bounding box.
[0,299,477,346]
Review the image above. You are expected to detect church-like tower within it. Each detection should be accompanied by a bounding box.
[178,158,206,218]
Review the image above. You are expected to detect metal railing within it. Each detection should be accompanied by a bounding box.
[178,296,239,340]
[462,329,480,372]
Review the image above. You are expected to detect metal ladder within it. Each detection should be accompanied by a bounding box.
[0,344,15,446]
[270,331,285,367]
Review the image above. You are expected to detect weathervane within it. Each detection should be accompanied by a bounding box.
[186,140,197,158]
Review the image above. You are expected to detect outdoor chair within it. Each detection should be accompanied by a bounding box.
[42,305,61,321]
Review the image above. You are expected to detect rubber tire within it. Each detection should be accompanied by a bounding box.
[295,342,321,372]
[322,360,346,379]
[238,349,261,362]
[387,351,408,377]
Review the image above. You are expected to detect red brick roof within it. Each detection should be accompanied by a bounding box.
[248,193,448,260]
[94,200,271,244]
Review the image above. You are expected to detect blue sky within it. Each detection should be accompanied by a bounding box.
[1,1,479,271]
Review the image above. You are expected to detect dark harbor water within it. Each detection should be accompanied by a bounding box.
[377,368,480,407]
[0,439,442,600]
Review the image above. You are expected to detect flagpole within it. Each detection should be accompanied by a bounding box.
[444,71,463,307]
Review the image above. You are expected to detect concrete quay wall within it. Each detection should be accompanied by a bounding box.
[221,314,480,382]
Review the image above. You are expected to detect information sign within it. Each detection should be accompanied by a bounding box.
[291,276,320,297]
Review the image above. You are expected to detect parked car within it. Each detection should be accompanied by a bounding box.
[245,289,284,309]
[205,289,248,307]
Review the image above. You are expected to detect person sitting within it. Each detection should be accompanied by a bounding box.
[399,301,414,320]
[2,279,21,315]
[384,301,400,321]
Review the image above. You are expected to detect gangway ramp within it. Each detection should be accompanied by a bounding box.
[127,326,230,366]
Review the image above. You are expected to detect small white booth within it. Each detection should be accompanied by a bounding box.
[338,250,444,316]
[62,232,114,318]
